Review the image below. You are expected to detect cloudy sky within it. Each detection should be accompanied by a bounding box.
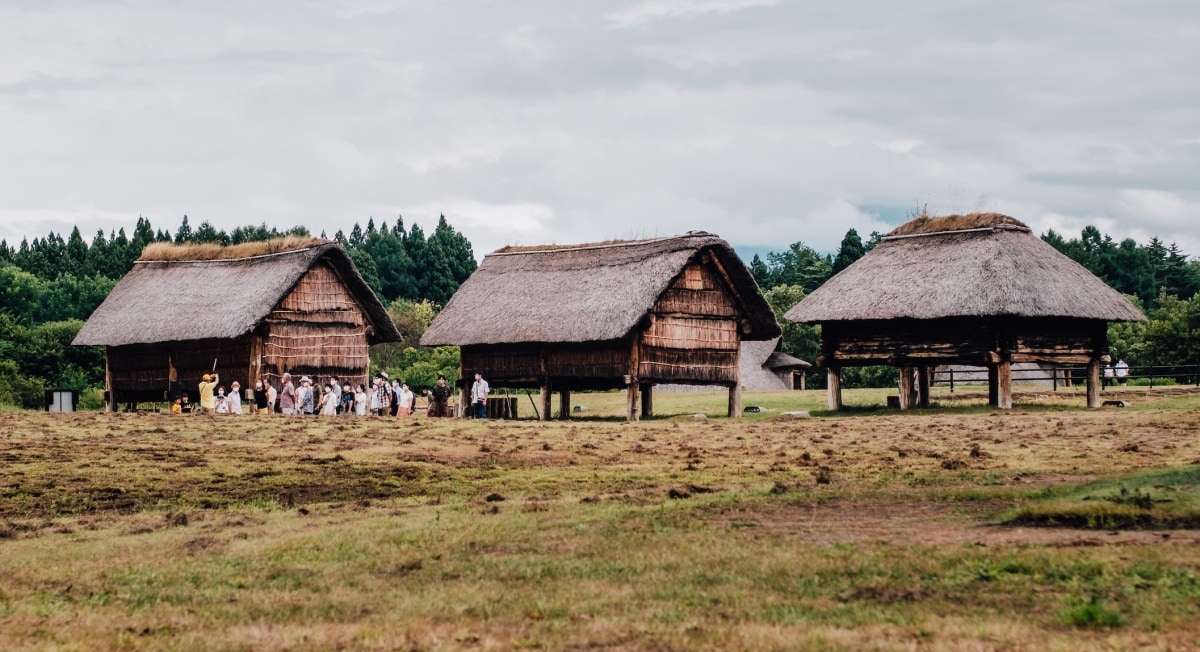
[2,1,1198,260]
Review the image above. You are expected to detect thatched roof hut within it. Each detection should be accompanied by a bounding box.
[422,232,780,420]
[75,238,399,410]
[784,213,1145,410]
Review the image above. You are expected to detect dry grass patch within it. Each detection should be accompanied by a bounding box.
[3,391,1200,649]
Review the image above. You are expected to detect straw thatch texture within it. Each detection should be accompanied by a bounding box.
[421,232,779,346]
[74,242,399,346]
[657,337,811,391]
[785,214,1146,324]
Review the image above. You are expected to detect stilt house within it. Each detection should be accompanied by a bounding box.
[73,238,400,410]
[784,214,1146,410]
[419,232,780,420]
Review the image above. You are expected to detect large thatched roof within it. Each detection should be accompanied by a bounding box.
[421,232,780,346]
[785,214,1146,324]
[74,241,400,346]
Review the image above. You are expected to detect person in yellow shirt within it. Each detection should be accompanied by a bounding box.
[198,372,219,414]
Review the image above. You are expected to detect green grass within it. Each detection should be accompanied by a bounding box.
[3,391,1200,649]
[1004,465,1200,528]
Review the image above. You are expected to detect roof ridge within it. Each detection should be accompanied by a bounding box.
[488,232,717,257]
[134,244,328,265]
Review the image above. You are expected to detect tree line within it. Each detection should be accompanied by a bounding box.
[0,214,477,407]
[752,226,1200,389]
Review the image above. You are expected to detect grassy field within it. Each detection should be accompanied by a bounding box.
[3,387,1200,650]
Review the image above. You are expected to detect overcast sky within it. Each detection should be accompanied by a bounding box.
[3,1,1198,260]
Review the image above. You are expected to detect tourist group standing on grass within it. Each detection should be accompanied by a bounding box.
[175,370,483,418]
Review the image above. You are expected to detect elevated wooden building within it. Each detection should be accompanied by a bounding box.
[73,238,400,410]
[784,214,1146,410]
[420,232,780,420]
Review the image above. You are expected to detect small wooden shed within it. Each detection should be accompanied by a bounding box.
[73,238,400,410]
[420,232,780,420]
[784,214,1146,410]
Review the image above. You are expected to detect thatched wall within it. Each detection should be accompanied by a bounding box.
[638,261,741,385]
[461,341,630,390]
[108,337,253,401]
[262,262,371,389]
[822,317,1107,367]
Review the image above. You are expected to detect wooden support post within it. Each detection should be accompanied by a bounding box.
[918,366,931,408]
[460,386,469,419]
[997,360,1013,409]
[626,381,640,422]
[898,365,914,410]
[728,383,742,418]
[538,382,550,422]
[1086,358,1101,408]
[558,389,571,420]
[105,355,115,413]
[987,365,999,407]
[640,384,653,418]
[827,367,842,411]
[799,371,806,391]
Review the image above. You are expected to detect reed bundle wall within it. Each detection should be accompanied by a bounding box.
[822,317,1108,367]
[107,344,169,394]
[638,261,741,385]
[261,263,371,389]
[108,337,253,401]
[461,342,629,389]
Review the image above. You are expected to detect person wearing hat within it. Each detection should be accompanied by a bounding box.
[298,376,315,415]
[198,372,219,414]
[227,381,243,415]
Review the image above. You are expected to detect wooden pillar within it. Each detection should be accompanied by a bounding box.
[538,381,550,422]
[558,389,571,420]
[640,384,653,418]
[987,365,999,407]
[1086,358,1101,408]
[918,366,931,409]
[728,383,742,418]
[898,365,914,410]
[997,361,1013,409]
[799,371,806,391]
[105,355,115,413]
[827,367,842,411]
[626,381,640,422]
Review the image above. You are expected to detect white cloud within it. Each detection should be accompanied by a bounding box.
[0,2,1199,265]
[605,0,777,29]
[1118,189,1199,228]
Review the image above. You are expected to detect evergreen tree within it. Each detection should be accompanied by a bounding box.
[66,226,88,277]
[174,215,193,244]
[749,254,770,289]
[191,220,229,245]
[831,228,865,275]
[348,223,365,247]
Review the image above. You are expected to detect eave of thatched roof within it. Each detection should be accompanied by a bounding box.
[421,232,780,346]
[785,214,1146,324]
[73,242,400,347]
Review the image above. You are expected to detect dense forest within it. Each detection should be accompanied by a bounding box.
[0,215,475,407]
[752,227,1200,388]
[3,215,1199,407]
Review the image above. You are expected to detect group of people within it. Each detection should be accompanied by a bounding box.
[1102,358,1130,388]
[177,370,485,417]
